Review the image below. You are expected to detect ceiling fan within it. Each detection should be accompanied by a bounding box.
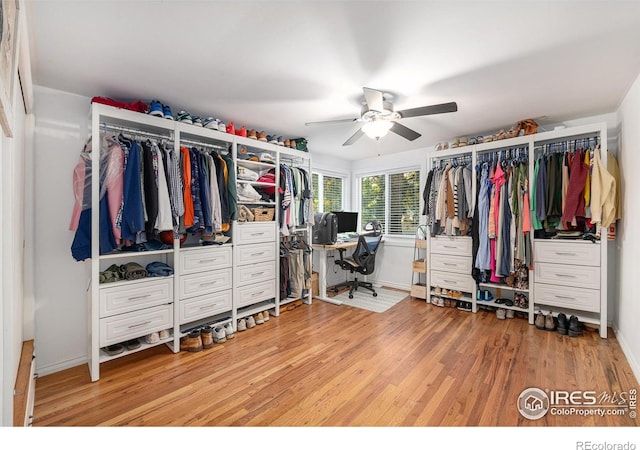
[305,87,458,146]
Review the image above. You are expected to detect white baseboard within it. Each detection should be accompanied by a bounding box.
[372,280,410,292]
[613,326,640,385]
[36,355,87,377]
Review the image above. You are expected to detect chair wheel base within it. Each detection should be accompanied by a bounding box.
[373,292,378,297]
[349,294,353,299]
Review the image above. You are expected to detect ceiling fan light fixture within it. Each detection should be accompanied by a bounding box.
[362,119,393,140]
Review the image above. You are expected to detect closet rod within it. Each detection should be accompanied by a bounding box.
[279,156,307,165]
[101,123,173,141]
[180,138,229,151]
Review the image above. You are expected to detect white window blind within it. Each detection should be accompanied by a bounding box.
[312,172,343,213]
[323,176,342,212]
[360,175,386,230]
[388,170,420,235]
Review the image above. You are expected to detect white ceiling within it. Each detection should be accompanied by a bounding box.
[26,0,640,160]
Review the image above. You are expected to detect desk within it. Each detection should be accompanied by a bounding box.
[312,241,358,305]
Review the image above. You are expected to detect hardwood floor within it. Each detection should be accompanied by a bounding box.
[33,292,638,426]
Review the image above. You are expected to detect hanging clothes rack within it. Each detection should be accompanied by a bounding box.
[101,123,173,141]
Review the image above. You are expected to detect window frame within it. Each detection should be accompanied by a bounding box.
[356,165,421,237]
[312,171,346,214]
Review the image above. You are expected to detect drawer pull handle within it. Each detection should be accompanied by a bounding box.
[443,245,457,249]
[199,259,218,263]
[128,321,152,329]
[555,274,577,278]
[555,252,577,256]
[251,252,265,257]
[199,304,218,310]
[250,232,266,236]
[200,281,217,287]
[128,294,151,301]
[443,262,456,266]
[253,272,264,276]
[443,279,458,284]
[253,291,265,297]
[554,295,576,300]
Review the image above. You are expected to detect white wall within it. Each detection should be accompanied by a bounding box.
[1,78,28,425]
[614,73,640,382]
[351,147,429,290]
[33,86,91,376]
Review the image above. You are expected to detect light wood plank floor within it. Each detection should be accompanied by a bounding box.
[33,292,638,426]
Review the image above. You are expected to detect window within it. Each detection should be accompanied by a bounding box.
[359,169,420,235]
[312,172,344,213]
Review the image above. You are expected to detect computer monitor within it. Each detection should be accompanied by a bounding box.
[331,211,359,234]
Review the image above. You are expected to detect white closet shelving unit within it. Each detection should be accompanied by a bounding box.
[278,145,313,308]
[426,123,609,336]
[87,103,314,381]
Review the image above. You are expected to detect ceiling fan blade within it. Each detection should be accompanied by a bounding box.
[397,102,458,119]
[343,128,365,146]
[363,87,384,112]
[390,122,421,141]
[305,117,359,126]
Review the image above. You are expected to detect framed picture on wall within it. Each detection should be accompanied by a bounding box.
[0,0,20,138]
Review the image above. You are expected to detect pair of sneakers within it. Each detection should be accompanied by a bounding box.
[203,117,226,132]
[176,111,204,126]
[237,311,270,331]
[148,100,174,120]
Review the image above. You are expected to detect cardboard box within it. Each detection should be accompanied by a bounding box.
[411,283,427,299]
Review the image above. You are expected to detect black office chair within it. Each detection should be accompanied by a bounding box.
[334,224,382,299]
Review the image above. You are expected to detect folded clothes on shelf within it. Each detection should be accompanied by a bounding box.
[99,264,126,283]
[122,262,147,280]
[146,261,174,277]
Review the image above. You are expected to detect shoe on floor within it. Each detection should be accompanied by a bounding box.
[506,309,515,319]
[557,313,568,335]
[496,308,506,320]
[246,315,256,329]
[255,312,265,325]
[125,338,141,351]
[224,322,235,339]
[103,343,125,356]
[180,330,203,352]
[237,318,247,332]
[568,315,583,337]
[213,326,227,343]
[262,310,270,322]
[201,326,214,349]
[545,312,556,331]
[535,311,545,330]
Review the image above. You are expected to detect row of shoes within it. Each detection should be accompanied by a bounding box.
[180,323,235,353]
[496,308,516,320]
[434,118,539,151]
[237,311,270,331]
[433,286,464,298]
[432,296,472,311]
[102,329,171,356]
[146,100,302,149]
[535,311,583,337]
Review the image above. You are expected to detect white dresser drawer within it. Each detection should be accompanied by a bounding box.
[430,254,472,274]
[236,280,276,308]
[534,241,600,267]
[430,270,475,293]
[179,246,232,275]
[236,222,277,245]
[180,267,232,298]
[236,242,276,265]
[236,261,276,286]
[180,289,232,324]
[535,262,600,290]
[99,304,173,347]
[99,278,173,318]
[431,236,471,256]
[534,283,600,313]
